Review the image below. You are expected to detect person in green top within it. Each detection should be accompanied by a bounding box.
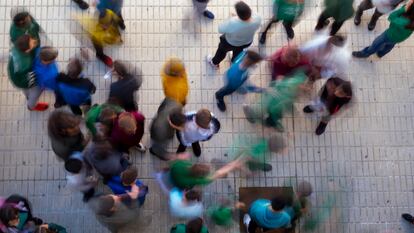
[85,103,124,137]
[315,0,355,35]
[353,2,414,58]
[170,218,209,233]
[260,0,305,42]
[10,12,41,44]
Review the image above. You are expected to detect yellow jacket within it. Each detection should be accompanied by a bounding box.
[161,58,189,105]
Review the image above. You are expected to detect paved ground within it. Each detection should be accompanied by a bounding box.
[1,0,414,232]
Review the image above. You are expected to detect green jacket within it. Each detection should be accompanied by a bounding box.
[85,103,124,136]
[10,16,41,43]
[170,224,208,233]
[386,6,413,43]
[274,0,304,22]
[324,0,354,22]
[169,160,212,189]
[7,46,36,89]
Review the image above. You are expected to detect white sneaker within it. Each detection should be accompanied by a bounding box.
[206,55,219,70]
[243,214,251,227]
[134,143,147,153]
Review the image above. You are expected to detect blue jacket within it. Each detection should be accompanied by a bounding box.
[225,51,249,89]
[56,73,96,106]
[33,48,58,90]
[106,175,148,206]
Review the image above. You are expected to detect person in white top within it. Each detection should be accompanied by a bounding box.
[207,1,261,68]
[354,0,405,30]
[169,188,204,219]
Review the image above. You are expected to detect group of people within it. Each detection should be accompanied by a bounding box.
[2,0,414,232]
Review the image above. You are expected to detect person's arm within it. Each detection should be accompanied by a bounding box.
[210,158,244,180]
[388,6,406,21]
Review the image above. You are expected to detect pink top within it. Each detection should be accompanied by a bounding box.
[110,111,145,152]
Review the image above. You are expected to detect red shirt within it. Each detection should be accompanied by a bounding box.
[110,111,145,153]
[270,47,311,80]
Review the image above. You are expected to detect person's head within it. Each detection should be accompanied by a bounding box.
[296,181,313,197]
[235,1,251,21]
[328,35,346,48]
[243,50,263,67]
[48,111,81,139]
[64,157,83,173]
[15,34,38,53]
[184,190,202,202]
[270,195,289,211]
[281,47,301,67]
[186,218,204,233]
[195,109,212,129]
[39,46,58,65]
[113,60,129,79]
[334,81,352,98]
[117,112,137,135]
[92,140,114,160]
[189,164,210,177]
[164,58,186,77]
[121,167,138,186]
[13,12,31,28]
[168,110,186,130]
[0,204,19,227]
[96,195,116,217]
[99,106,118,126]
[67,58,83,79]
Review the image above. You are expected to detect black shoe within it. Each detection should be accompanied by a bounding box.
[192,142,201,157]
[118,20,126,30]
[303,105,314,113]
[73,0,89,10]
[402,213,414,224]
[315,122,328,135]
[354,12,362,25]
[216,98,226,112]
[352,51,369,58]
[203,10,215,19]
[259,32,267,44]
[367,20,377,31]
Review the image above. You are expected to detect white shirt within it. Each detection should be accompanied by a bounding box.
[219,15,262,46]
[169,188,203,219]
[180,112,216,146]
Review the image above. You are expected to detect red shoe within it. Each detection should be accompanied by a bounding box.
[97,54,113,67]
[29,102,49,111]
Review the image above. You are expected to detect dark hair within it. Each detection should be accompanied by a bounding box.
[64,158,83,173]
[15,34,31,52]
[271,195,289,211]
[92,141,114,160]
[185,190,202,202]
[186,218,204,233]
[13,12,29,26]
[189,164,210,177]
[0,204,19,227]
[121,167,138,185]
[48,111,81,140]
[404,3,414,30]
[235,1,252,21]
[67,58,83,79]
[36,226,55,233]
[329,35,346,47]
[338,81,352,97]
[39,46,58,62]
[97,195,115,217]
[169,111,186,127]
[195,109,212,129]
[114,60,129,78]
[245,50,263,64]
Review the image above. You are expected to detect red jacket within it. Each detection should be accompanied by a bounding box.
[270,46,311,80]
[110,111,145,152]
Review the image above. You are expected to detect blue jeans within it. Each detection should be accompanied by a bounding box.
[215,80,263,100]
[360,32,396,57]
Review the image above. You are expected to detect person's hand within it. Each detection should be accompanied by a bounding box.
[127,184,140,199]
[235,202,246,209]
[176,152,191,160]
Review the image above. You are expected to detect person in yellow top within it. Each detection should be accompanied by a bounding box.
[77,9,122,67]
[161,58,189,105]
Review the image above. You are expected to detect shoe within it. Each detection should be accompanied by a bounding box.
[118,20,126,30]
[367,20,377,31]
[303,105,314,113]
[354,12,362,25]
[134,143,147,153]
[96,54,113,67]
[352,51,369,58]
[73,0,89,10]
[206,55,219,70]
[29,102,49,111]
[243,214,251,227]
[203,10,215,19]
[259,32,267,44]
[284,25,294,39]
[402,213,414,224]
[192,143,201,157]
[376,52,385,58]
[315,122,328,135]
[216,98,226,112]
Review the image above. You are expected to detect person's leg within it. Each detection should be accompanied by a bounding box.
[54,90,65,108]
[247,218,260,233]
[315,10,331,30]
[82,188,95,202]
[72,0,89,10]
[24,86,48,111]
[193,0,214,19]
[259,18,279,44]
[92,39,113,67]
[176,143,187,153]
[231,43,250,63]
[376,40,396,57]
[69,105,83,116]
[211,36,233,65]
[191,142,201,157]
[215,83,237,112]
[368,9,383,31]
[354,0,374,25]
[282,20,295,39]
[316,114,331,135]
[117,12,126,30]
[330,20,345,35]
[353,31,389,58]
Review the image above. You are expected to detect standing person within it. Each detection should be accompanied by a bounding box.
[193,0,215,19]
[33,47,59,99]
[8,35,48,111]
[47,110,86,161]
[207,1,261,68]
[161,58,189,106]
[149,98,185,160]
[109,61,142,111]
[169,188,204,219]
[314,0,354,35]
[96,0,125,30]
[352,2,414,58]
[354,0,404,30]
[260,0,305,42]
[176,109,220,157]
[55,58,96,115]
[303,77,352,135]
[85,103,124,137]
[170,218,209,233]
[72,0,89,10]
[109,111,146,153]
[215,50,263,112]
[269,46,312,81]
[10,12,40,44]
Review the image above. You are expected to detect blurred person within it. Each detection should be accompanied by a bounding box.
[72,0,89,10]
[0,204,35,233]
[193,0,215,19]
[169,188,203,219]
[2,195,44,231]
[314,0,354,35]
[353,2,414,58]
[215,50,263,112]
[354,0,404,30]
[35,223,67,233]
[161,58,189,106]
[109,111,146,153]
[176,109,220,157]
[170,218,208,233]
[85,103,124,137]
[207,201,246,226]
[10,12,40,44]
[47,110,86,161]
[269,46,312,81]
[303,77,352,135]
[96,0,125,30]
[260,0,305,42]
[402,213,414,224]
[207,1,261,68]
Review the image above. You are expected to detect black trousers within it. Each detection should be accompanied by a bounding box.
[55,91,91,116]
[356,0,383,23]
[248,219,271,233]
[212,35,251,65]
[316,10,345,35]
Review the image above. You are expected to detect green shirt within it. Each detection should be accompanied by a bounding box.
[324,0,354,22]
[10,17,41,43]
[170,224,208,233]
[169,160,212,189]
[386,6,413,43]
[274,0,304,22]
[7,46,36,89]
[85,103,124,136]
[208,206,233,226]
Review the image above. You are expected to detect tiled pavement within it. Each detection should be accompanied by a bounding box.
[1,0,414,232]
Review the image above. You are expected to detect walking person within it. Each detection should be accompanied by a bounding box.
[161,58,189,106]
[109,111,146,153]
[10,12,41,44]
[193,0,215,19]
[314,0,355,35]
[354,0,404,31]
[169,188,204,219]
[96,0,125,30]
[207,1,261,68]
[353,1,414,58]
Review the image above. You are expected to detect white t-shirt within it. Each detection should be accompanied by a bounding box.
[169,188,203,219]
[219,15,262,46]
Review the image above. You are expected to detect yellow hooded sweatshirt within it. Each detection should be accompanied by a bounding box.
[161,58,189,105]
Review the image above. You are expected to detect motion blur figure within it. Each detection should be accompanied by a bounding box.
[170,218,208,233]
[169,188,203,219]
[314,0,354,35]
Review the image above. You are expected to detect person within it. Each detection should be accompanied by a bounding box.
[109,61,142,111]
[85,103,124,137]
[149,99,185,160]
[207,201,246,226]
[161,58,189,106]
[170,218,209,233]
[33,46,59,92]
[72,0,89,10]
[402,213,414,224]
[303,77,352,135]
[55,58,96,115]
[106,167,149,206]
[260,0,305,42]
[243,196,292,233]
[176,109,220,157]
[65,152,97,202]
[96,0,125,30]
[314,0,354,36]
[8,35,48,111]
[10,12,40,44]
[269,46,312,81]
[169,188,203,219]
[300,34,350,79]
[193,0,214,19]
[35,223,67,233]
[352,2,414,58]
[354,0,404,30]
[0,204,36,233]
[109,111,146,153]
[207,1,261,68]
[47,110,86,161]
[215,50,263,112]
